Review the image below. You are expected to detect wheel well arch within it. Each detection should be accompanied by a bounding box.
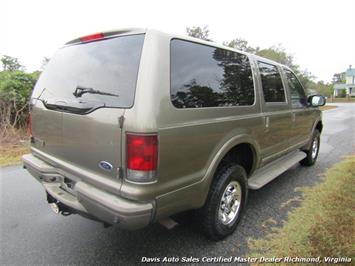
[315,120,323,133]
[217,143,256,177]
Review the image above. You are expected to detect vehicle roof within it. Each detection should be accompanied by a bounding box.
[66,27,291,70]
[65,28,147,45]
[145,29,290,69]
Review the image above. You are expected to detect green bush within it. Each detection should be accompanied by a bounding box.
[0,56,39,136]
[336,89,347,98]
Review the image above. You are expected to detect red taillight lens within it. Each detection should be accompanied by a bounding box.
[79,33,104,42]
[28,113,32,136]
[126,134,158,172]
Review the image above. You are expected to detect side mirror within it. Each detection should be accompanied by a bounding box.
[308,95,326,107]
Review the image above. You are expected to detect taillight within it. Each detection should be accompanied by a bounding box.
[28,113,32,136]
[79,32,104,43]
[126,133,158,182]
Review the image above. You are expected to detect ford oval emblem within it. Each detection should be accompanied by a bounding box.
[99,161,113,171]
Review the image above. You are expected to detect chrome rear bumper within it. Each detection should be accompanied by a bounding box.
[22,154,153,230]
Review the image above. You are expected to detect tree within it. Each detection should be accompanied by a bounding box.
[0,55,39,136]
[256,44,296,69]
[223,38,259,54]
[1,55,23,71]
[332,72,345,84]
[186,27,329,96]
[254,44,318,92]
[186,26,212,41]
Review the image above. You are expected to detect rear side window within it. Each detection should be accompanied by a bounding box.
[258,61,286,103]
[284,69,307,108]
[170,39,255,108]
[33,34,145,108]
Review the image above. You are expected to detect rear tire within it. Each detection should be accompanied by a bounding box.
[300,129,320,166]
[198,164,248,241]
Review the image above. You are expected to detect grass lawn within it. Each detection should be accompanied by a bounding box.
[320,105,337,111]
[248,155,355,265]
[328,98,355,103]
[0,144,29,167]
[0,129,30,167]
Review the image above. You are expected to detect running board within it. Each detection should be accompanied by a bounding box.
[248,151,306,190]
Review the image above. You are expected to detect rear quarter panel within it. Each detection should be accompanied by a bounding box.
[122,31,264,217]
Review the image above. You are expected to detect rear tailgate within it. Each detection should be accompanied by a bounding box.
[31,104,124,180]
[30,33,144,190]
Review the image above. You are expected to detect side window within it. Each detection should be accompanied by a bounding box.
[170,39,255,108]
[258,61,286,103]
[284,69,307,108]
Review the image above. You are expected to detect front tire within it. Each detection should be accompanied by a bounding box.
[198,164,248,240]
[301,129,320,166]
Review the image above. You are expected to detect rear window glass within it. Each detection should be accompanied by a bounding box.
[258,61,286,103]
[170,39,255,108]
[32,34,144,108]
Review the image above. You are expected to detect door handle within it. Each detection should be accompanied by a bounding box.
[264,116,270,129]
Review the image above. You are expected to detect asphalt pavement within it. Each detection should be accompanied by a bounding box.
[1,103,354,265]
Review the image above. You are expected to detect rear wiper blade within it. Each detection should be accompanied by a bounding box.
[31,87,48,106]
[73,86,119,98]
[43,99,105,114]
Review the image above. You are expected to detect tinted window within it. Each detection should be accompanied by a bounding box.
[170,40,254,108]
[32,34,145,108]
[284,69,307,108]
[258,62,286,103]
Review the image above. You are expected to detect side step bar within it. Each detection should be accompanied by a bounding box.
[248,151,306,190]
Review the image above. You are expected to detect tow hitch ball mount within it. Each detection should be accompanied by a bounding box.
[46,193,72,216]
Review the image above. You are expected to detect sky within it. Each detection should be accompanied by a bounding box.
[1,0,354,82]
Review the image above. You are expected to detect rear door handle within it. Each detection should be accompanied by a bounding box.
[264,116,270,129]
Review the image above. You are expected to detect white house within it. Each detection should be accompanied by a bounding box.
[333,65,355,96]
